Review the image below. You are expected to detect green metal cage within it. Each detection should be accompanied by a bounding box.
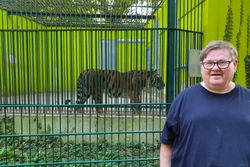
[0,0,203,166]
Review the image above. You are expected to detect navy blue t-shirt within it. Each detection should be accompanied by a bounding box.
[161,84,250,167]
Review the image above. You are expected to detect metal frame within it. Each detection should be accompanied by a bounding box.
[0,0,162,28]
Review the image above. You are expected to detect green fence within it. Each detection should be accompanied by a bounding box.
[0,0,203,166]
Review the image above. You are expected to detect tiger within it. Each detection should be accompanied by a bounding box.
[65,69,165,113]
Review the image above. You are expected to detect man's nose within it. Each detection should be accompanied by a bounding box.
[211,63,220,70]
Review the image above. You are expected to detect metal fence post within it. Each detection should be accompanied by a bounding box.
[166,0,177,108]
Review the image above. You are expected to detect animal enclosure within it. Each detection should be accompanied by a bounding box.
[0,0,203,166]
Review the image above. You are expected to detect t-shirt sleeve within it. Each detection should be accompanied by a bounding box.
[160,95,182,144]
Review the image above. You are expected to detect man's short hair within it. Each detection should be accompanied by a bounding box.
[199,40,238,61]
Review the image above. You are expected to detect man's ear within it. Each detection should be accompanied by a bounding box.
[234,59,238,72]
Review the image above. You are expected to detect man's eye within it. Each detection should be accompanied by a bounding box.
[218,61,227,65]
[205,62,214,65]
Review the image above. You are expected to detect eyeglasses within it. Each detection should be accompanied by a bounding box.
[201,60,233,70]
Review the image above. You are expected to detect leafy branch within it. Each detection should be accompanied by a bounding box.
[244,15,250,88]
[223,0,233,42]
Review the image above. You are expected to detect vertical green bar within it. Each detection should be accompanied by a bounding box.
[166,0,177,106]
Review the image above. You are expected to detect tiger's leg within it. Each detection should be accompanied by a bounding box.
[75,96,89,112]
[93,92,103,114]
[75,86,90,112]
[130,92,142,115]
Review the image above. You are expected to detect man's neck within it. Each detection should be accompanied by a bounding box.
[200,81,236,94]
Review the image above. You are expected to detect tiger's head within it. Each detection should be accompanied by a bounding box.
[147,70,165,90]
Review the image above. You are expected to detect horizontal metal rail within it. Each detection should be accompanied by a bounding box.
[1,157,159,167]
[7,11,156,20]
[0,130,162,138]
[0,27,204,33]
[0,103,169,108]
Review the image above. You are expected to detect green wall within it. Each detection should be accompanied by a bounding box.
[203,0,250,86]
[0,9,148,95]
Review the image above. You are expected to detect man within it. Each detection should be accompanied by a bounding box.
[160,40,250,167]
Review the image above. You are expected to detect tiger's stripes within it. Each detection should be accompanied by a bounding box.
[67,69,165,113]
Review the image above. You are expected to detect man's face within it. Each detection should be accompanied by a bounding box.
[200,49,238,91]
